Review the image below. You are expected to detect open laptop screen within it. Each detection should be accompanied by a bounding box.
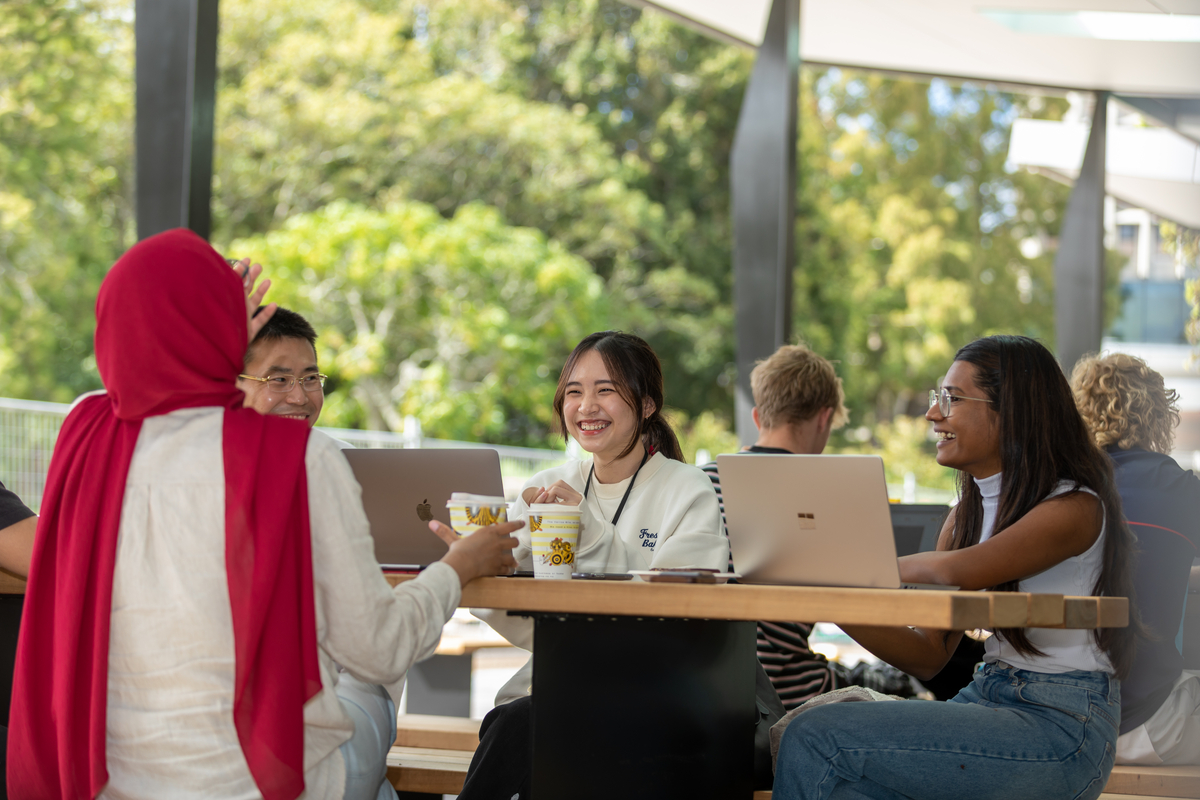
[889,503,951,557]
[343,448,504,569]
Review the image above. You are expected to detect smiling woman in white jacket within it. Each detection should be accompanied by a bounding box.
[462,331,727,800]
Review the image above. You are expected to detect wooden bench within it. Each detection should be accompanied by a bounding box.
[1102,765,1200,798]
[393,713,480,750]
[387,714,479,795]
[388,710,1200,799]
[744,766,1200,799]
[387,746,472,795]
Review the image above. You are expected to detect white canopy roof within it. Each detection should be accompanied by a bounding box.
[1008,108,1200,227]
[639,0,1200,97]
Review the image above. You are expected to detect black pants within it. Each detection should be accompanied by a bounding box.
[457,696,532,800]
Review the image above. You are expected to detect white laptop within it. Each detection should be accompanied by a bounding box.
[718,453,947,589]
[343,448,505,569]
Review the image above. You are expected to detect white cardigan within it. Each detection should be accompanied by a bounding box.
[475,452,727,703]
[100,407,461,800]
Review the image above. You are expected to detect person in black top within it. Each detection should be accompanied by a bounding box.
[1072,352,1200,765]
[1,480,36,788]
[0,480,36,578]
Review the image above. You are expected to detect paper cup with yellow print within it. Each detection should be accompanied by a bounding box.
[527,503,581,579]
[446,493,508,537]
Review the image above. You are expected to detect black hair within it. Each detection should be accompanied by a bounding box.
[948,335,1139,678]
[244,306,318,366]
[552,331,685,462]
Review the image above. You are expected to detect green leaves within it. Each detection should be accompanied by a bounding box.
[4,0,1112,471]
[0,0,133,401]
[228,199,609,445]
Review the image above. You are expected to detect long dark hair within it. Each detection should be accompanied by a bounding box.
[948,335,1139,678]
[552,331,685,462]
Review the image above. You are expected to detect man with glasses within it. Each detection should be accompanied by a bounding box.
[238,307,327,428]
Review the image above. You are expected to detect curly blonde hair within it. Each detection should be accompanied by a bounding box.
[1070,352,1180,454]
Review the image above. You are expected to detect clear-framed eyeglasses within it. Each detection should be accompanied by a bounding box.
[928,388,990,417]
[238,373,327,393]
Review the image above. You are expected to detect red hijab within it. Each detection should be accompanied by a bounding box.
[8,229,322,799]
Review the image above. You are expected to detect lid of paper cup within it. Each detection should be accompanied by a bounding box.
[447,493,507,506]
[528,503,581,513]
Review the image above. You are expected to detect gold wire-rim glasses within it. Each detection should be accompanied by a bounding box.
[238,373,328,393]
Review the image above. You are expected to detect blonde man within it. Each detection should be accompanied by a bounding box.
[745,344,849,454]
[1071,352,1200,766]
[703,345,916,709]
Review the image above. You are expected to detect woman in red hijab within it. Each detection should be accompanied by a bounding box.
[8,229,519,800]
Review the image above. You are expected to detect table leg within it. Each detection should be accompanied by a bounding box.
[531,614,755,800]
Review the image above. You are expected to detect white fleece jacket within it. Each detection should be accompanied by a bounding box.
[474,452,727,703]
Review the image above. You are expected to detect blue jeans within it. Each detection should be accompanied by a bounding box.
[337,674,398,800]
[773,662,1119,800]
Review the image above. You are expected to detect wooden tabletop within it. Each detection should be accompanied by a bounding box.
[0,571,1124,630]
[384,574,1128,630]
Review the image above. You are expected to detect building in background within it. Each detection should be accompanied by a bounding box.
[1009,95,1200,469]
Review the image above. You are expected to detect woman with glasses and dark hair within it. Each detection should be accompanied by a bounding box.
[461,330,728,800]
[773,335,1140,800]
[1071,352,1200,766]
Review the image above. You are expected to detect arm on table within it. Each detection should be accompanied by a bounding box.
[900,492,1102,591]
[845,494,1102,678]
[647,467,728,571]
[841,507,968,680]
[306,431,514,685]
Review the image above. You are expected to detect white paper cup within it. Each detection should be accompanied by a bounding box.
[528,503,581,580]
[446,493,508,537]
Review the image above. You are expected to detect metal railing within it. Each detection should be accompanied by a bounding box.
[0,398,67,513]
[0,397,574,511]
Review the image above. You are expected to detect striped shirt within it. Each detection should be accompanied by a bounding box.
[702,451,838,709]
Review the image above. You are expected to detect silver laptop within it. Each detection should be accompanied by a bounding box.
[343,448,505,569]
[717,453,905,588]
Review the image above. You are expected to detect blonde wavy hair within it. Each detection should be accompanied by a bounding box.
[1069,352,1180,454]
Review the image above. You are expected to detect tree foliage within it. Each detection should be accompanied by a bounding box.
[792,73,1073,433]
[226,199,610,446]
[0,0,133,401]
[4,0,1116,474]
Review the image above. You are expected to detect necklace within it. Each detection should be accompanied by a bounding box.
[583,449,650,525]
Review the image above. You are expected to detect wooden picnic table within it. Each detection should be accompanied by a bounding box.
[383,572,1128,631]
[0,565,1129,632]
[0,569,1130,798]
[381,573,1127,799]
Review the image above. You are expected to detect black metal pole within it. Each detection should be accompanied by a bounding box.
[730,0,800,446]
[1054,91,1108,374]
[135,0,219,241]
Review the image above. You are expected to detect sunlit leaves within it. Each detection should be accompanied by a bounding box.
[227,199,609,445]
[0,0,133,401]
